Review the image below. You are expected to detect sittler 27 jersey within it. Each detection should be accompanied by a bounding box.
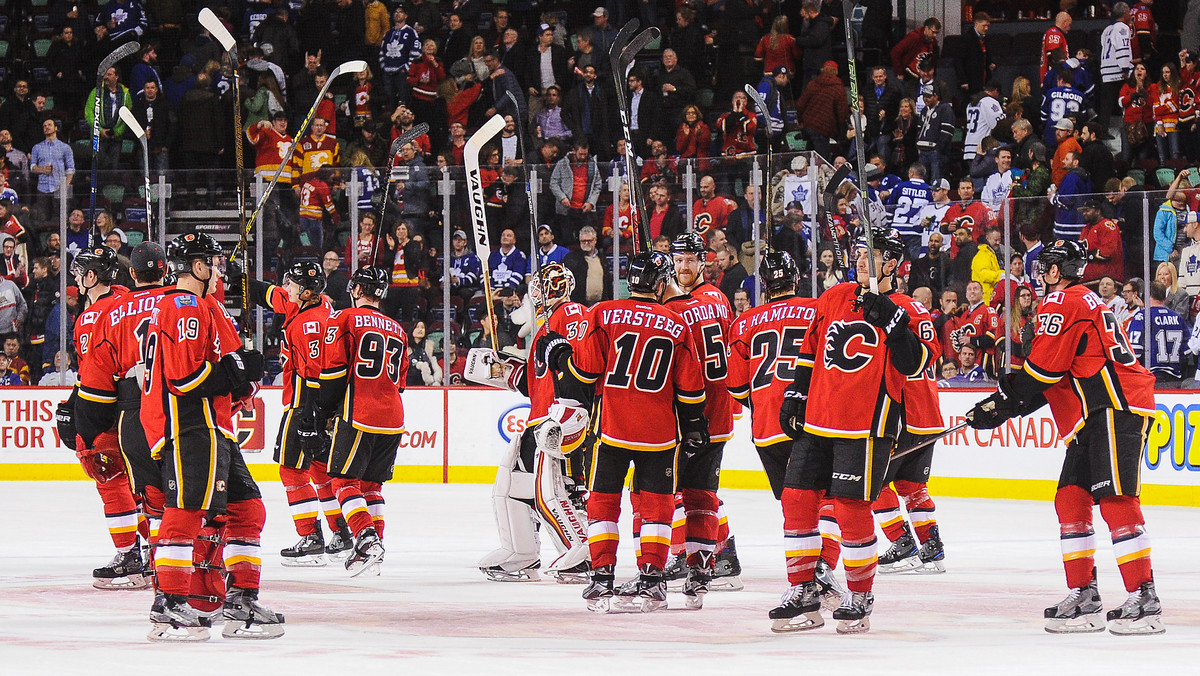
[319,306,408,433]
[796,282,937,439]
[727,294,818,445]
[78,285,170,407]
[1023,284,1156,443]
[665,290,735,442]
[529,301,588,427]
[571,299,706,452]
[258,284,332,410]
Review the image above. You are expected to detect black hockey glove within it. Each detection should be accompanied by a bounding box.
[779,388,808,440]
[223,257,244,291]
[536,330,573,373]
[222,348,266,397]
[294,407,328,453]
[966,389,1018,429]
[857,290,910,337]
[56,401,79,449]
[679,415,710,456]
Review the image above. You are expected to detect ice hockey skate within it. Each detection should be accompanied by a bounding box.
[681,565,711,610]
[1106,581,1165,636]
[710,536,744,591]
[611,564,668,613]
[833,591,874,634]
[147,592,211,642]
[1044,579,1105,634]
[582,565,615,613]
[345,527,385,577]
[545,544,589,584]
[877,530,920,574]
[93,547,152,590]
[769,581,824,633]
[814,558,848,611]
[662,551,687,590]
[222,587,286,639]
[911,525,946,574]
[280,530,326,567]
[325,526,354,560]
[478,549,541,582]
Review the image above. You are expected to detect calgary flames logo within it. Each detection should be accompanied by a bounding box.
[823,320,878,373]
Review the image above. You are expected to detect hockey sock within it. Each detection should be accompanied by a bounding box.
[715,500,731,553]
[1099,495,1153,592]
[309,461,343,531]
[363,481,386,540]
[630,491,642,559]
[781,487,822,585]
[681,487,719,568]
[895,480,937,543]
[669,492,686,556]
[137,502,150,541]
[190,520,225,613]
[871,484,909,542]
[279,465,319,537]
[1054,485,1097,589]
[155,508,205,596]
[143,485,165,542]
[587,491,622,569]
[834,497,878,593]
[636,491,675,571]
[332,478,374,536]
[818,497,842,567]
[223,498,265,590]
[95,474,141,550]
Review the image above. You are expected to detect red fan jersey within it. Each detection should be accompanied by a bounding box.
[691,196,738,238]
[246,125,293,183]
[319,306,408,433]
[528,301,588,426]
[78,285,170,405]
[1131,3,1156,63]
[298,178,338,221]
[665,291,735,442]
[1024,284,1156,443]
[795,283,937,439]
[290,133,339,184]
[1040,26,1067,81]
[941,201,993,251]
[727,295,818,445]
[1080,218,1125,283]
[949,301,1000,363]
[571,299,706,452]
[261,284,333,410]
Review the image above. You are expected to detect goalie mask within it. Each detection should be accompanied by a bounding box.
[529,262,575,323]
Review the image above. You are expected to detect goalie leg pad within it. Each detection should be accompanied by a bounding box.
[534,449,588,554]
[480,434,541,574]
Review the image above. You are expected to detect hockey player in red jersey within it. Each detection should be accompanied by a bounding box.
[56,246,146,589]
[561,251,707,613]
[141,234,279,642]
[967,240,1163,636]
[303,266,408,576]
[773,227,937,634]
[470,262,591,583]
[246,262,354,565]
[949,280,1000,377]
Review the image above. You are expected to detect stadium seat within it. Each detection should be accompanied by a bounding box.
[1156,167,1176,188]
[1125,168,1145,186]
[33,38,51,58]
[102,184,125,204]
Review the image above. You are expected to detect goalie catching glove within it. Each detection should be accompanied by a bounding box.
[535,401,590,459]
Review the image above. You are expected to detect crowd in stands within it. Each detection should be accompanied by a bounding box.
[0,0,1198,387]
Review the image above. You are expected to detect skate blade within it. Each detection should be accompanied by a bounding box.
[280,554,327,568]
[94,574,151,590]
[836,617,871,634]
[1044,614,1106,634]
[1108,615,1165,636]
[820,592,843,613]
[481,568,541,582]
[586,597,613,613]
[903,559,946,575]
[222,621,286,640]
[611,596,668,613]
[147,623,210,642]
[682,592,705,610]
[709,575,744,591]
[546,571,588,585]
[770,612,825,633]
[346,550,386,578]
[877,556,921,574]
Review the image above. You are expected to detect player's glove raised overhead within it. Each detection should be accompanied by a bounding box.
[779,388,807,439]
[857,289,910,337]
[536,330,573,373]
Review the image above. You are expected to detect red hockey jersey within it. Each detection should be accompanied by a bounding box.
[246,125,293,183]
[261,284,333,410]
[691,196,738,239]
[949,301,1000,364]
[1024,284,1156,443]
[529,301,588,427]
[571,299,706,451]
[727,294,818,445]
[78,285,169,405]
[665,291,735,442]
[320,306,408,433]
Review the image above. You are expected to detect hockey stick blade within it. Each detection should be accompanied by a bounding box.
[608,19,640,61]
[743,84,770,127]
[117,107,146,139]
[891,422,969,462]
[619,27,659,67]
[97,41,140,82]
[198,8,236,52]
[331,60,369,80]
[465,114,507,256]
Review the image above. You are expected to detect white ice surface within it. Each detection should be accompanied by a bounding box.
[0,482,1196,674]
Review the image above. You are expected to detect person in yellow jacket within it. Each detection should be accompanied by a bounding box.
[364,0,390,57]
[970,226,1003,304]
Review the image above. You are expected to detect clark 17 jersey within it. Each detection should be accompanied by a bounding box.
[797,283,937,439]
[727,294,818,446]
[261,284,333,409]
[529,301,588,426]
[1024,284,1156,443]
[571,299,706,452]
[78,285,170,407]
[320,306,408,433]
[665,290,735,441]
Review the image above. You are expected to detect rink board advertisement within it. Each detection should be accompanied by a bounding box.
[3,387,1199,506]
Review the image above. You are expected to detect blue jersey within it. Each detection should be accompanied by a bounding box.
[489,248,529,289]
[1041,86,1085,146]
[886,180,933,238]
[1127,306,1187,379]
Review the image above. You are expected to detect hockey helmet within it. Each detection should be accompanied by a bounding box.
[858,226,905,263]
[348,265,390,301]
[70,245,121,285]
[627,251,674,294]
[529,262,575,321]
[1038,239,1087,281]
[129,241,167,274]
[283,261,327,295]
[759,250,799,295]
[670,232,707,255]
[167,233,225,277]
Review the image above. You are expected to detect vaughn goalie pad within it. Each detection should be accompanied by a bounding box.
[478,433,541,573]
[464,348,526,391]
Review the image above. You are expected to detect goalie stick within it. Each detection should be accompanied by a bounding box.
[609,20,659,252]
[505,91,540,275]
[842,0,877,293]
[370,122,431,264]
[117,107,153,241]
[465,115,507,352]
[89,41,140,246]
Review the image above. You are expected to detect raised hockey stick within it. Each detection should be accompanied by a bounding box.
[466,115,507,352]
[89,41,140,246]
[821,162,853,274]
[610,20,659,253]
[744,84,772,302]
[890,422,969,462]
[504,91,540,275]
[842,0,876,293]
[234,59,368,261]
[370,122,431,264]
[117,107,152,241]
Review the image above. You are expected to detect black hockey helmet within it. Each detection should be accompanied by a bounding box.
[70,245,121,285]
[348,265,389,301]
[670,232,707,255]
[1038,239,1088,280]
[627,251,674,294]
[759,250,799,295]
[167,233,225,277]
[283,261,327,295]
[129,241,167,274]
[859,226,905,263]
